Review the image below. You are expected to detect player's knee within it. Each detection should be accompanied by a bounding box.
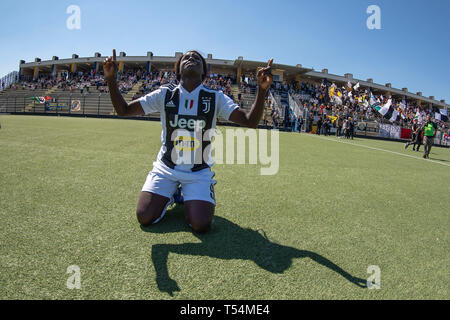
[190,219,212,234]
[136,209,152,226]
[136,207,160,227]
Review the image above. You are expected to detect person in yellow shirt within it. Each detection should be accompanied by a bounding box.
[422,115,437,159]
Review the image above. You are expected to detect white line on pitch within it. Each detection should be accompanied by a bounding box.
[305,134,450,168]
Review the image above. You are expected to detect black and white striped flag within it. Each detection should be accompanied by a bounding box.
[434,109,448,122]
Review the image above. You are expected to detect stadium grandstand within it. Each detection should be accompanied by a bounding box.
[0,51,449,146]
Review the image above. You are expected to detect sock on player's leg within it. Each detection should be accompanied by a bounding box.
[173,185,184,204]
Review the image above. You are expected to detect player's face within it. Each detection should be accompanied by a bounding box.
[180,51,204,79]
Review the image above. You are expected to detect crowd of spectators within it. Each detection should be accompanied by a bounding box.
[4,68,448,134]
[8,69,238,101]
[132,72,236,101]
[11,69,142,95]
[259,80,449,133]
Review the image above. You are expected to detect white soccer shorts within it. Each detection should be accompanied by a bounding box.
[141,161,216,205]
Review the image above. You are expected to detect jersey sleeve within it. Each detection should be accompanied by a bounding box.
[137,88,165,115]
[217,91,239,120]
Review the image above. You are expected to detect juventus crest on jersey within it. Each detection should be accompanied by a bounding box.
[138,83,238,172]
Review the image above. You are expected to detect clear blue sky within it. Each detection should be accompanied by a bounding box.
[1,0,449,102]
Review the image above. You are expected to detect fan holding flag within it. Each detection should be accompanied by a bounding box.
[434,108,449,122]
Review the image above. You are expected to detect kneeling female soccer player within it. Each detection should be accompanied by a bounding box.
[104,49,273,233]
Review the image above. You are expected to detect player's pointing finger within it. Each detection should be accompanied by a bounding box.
[257,67,264,76]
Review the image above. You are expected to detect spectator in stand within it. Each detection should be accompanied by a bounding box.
[336,116,342,138]
[307,113,313,132]
[297,116,303,133]
[323,117,330,136]
[316,116,322,135]
[343,118,349,139]
[348,117,355,140]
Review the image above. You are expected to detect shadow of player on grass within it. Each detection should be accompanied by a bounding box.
[141,205,367,296]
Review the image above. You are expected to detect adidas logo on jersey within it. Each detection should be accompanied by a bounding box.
[166,100,176,107]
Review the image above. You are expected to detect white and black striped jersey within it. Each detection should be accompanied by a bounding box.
[138,83,238,172]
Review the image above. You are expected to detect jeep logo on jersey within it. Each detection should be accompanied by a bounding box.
[169,114,206,130]
[174,136,201,151]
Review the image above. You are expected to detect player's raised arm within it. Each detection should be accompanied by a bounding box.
[104,49,144,117]
[229,58,273,129]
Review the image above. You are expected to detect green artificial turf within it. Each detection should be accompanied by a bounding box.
[0,115,448,299]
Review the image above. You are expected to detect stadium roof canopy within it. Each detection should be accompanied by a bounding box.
[18,52,449,109]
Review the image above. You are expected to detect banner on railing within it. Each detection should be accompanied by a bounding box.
[31,96,51,104]
[379,124,450,146]
[442,133,450,146]
[378,123,401,139]
[71,100,81,112]
[400,128,412,140]
[434,131,450,146]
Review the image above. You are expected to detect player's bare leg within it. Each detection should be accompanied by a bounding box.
[185,200,215,234]
[136,192,170,226]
